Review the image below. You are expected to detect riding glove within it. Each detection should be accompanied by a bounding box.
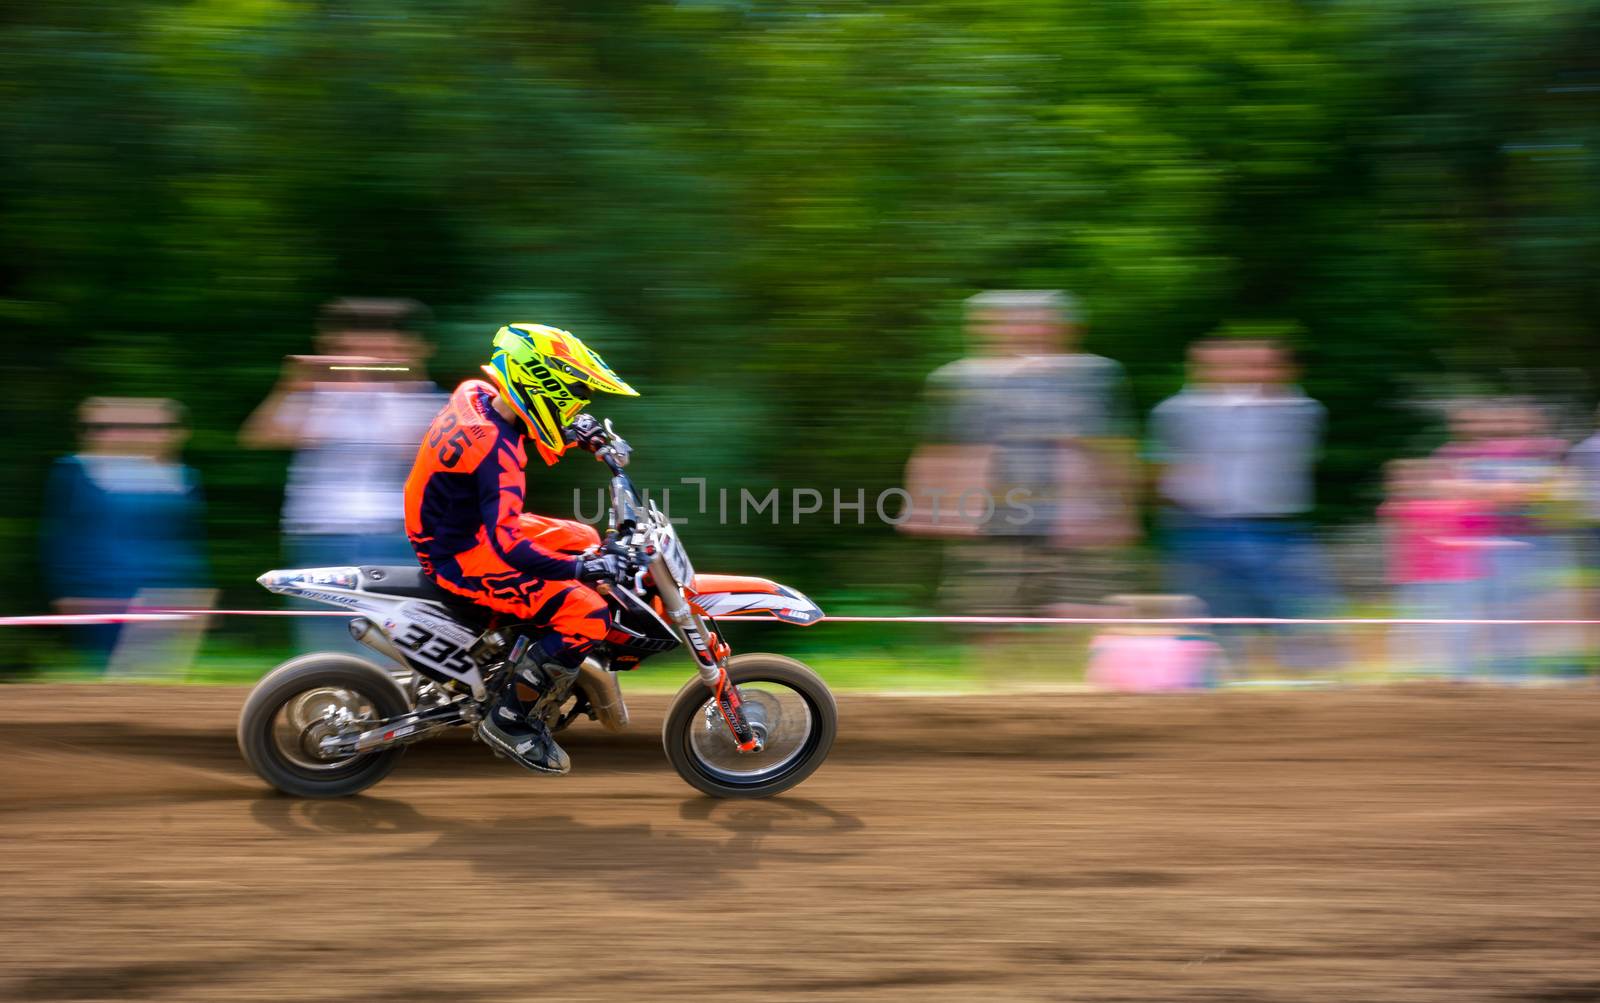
[564,413,608,453]
[577,553,625,583]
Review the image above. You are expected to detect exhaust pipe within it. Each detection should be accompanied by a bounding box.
[349,617,410,670]
[577,657,629,732]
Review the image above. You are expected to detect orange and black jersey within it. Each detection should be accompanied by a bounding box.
[404,380,582,585]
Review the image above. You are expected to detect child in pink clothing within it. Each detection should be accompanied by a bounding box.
[1434,402,1575,676]
[1379,459,1491,678]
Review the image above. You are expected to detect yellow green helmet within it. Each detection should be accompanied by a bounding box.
[480,323,638,454]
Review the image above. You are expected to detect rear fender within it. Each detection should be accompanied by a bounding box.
[258,566,486,699]
[257,566,401,618]
[686,574,824,626]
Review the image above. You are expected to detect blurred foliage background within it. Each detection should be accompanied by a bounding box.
[3,0,1600,662]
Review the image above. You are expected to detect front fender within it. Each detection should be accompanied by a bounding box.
[686,574,824,626]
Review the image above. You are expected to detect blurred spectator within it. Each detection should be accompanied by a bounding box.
[1570,409,1600,565]
[902,290,1136,623]
[1569,410,1600,665]
[1149,332,1336,673]
[1378,458,1490,679]
[242,298,445,652]
[43,398,214,673]
[1435,400,1576,677]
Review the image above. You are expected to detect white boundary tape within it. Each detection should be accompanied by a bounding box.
[4,610,1599,627]
[806,615,1600,626]
[0,610,349,626]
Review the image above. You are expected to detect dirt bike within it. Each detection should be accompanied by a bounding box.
[238,421,835,799]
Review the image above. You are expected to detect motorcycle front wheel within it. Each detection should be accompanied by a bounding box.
[237,654,413,798]
[663,653,837,799]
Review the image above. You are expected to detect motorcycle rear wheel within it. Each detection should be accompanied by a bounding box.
[238,654,412,798]
[663,653,837,799]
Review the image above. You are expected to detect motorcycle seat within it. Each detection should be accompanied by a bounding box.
[357,566,455,600]
[356,567,491,624]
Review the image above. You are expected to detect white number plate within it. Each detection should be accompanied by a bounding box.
[385,602,478,679]
[657,523,694,586]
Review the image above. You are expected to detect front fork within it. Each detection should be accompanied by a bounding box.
[650,556,761,753]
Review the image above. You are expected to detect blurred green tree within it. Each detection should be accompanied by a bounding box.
[3,0,1598,665]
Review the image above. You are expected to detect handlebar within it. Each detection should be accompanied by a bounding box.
[596,446,628,476]
[594,418,632,472]
[569,416,644,532]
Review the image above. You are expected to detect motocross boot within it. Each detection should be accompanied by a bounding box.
[477,662,578,776]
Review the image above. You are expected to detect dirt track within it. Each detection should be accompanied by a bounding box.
[1,685,1598,1001]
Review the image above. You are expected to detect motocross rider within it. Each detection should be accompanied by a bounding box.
[403,323,637,775]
